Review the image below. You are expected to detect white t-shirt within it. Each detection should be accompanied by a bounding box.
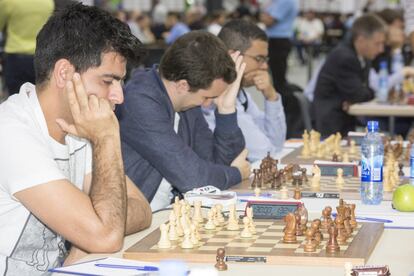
[0,83,92,275]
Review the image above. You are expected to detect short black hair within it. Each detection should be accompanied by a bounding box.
[351,14,387,42]
[376,8,403,25]
[34,3,145,86]
[159,31,236,92]
[218,19,268,53]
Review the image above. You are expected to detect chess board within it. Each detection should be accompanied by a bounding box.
[281,146,361,165]
[124,219,383,266]
[281,145,410,167]
[229,177,395,201]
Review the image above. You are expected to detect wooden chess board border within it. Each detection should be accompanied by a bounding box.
[281,146,361,165]
[123,220,383,266]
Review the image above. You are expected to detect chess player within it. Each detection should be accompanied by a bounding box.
[0,4,152,274]
[203,19,286,162]
[118,31,251,211]
[313,14,387,136]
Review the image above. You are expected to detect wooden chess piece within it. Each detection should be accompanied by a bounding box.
[240,216,253,238]
[283,213,297,243]
[204,209,216,230]
[293,187,301,200]
[349,204,357,229]
[297,205,308,232]
[193,200,204,224]
[157,223,171,249]
[398,163,404,176]
[321,206,333,232]
[335,216,347,245]
[332,153,339,162]
[215,248,228,271]
[301,168,308,182]
[311,219,323,245]
[304,228,317,252]
[326,225,340,253]
[251,169,260,188]
[280,185,289,199]
[295,212,303,236]
[181,228,194,249]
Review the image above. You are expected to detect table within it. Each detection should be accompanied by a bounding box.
[72,208,414,276]
[348,101,414,135]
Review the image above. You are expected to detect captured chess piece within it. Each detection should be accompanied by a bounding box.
[215,248,228,271]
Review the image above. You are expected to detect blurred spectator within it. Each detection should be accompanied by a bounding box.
[313,14,386,137]
[136,13,156,44]
[152,0,168,25]
[294,11,324,64]
[0,0,54,95]
[259,0,299,138]
[186,10,205,30]
[114,10,127,22]
[163,12,190,45]
[127,10,142,38]
[235,0,252,19]
[207,10,227,36]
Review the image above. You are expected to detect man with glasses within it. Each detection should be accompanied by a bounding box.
[203,19,286,161]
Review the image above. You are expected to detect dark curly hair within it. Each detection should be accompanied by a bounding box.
[159,31,236,92]
[34,2,145,86]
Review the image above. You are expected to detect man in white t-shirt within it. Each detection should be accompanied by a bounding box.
[0,4,152,275]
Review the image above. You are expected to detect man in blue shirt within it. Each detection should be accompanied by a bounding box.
[203,20,286,162]
[118,31,250,210]
[163,12,190,44]
[260,0,299,137]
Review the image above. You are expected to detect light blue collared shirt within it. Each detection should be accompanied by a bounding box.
[165,22,190,44]
[202,88,286,162]
[264,0,299,38]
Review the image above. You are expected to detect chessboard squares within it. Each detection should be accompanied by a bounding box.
[273,242,300,249]
[245,246,273,253]
[226,242,254,248]
[207,237,233,243]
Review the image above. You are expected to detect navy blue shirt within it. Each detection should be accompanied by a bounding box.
[118,67,245,201]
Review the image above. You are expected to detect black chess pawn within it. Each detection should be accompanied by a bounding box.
[398,163,404,177]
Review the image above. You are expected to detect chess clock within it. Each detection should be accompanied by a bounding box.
[314,161,359,177]
[245,200,302,219]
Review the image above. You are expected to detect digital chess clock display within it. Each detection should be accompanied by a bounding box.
[246,201,301,219]
[314,162,358,177]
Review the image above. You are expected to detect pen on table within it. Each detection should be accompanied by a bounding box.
[95,263,159,271]
[332,213,393,223]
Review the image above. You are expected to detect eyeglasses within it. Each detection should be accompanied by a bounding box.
[244,54,269,64]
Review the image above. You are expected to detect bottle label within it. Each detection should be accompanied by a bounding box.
[361,156,383,182]
[410,156,414,178]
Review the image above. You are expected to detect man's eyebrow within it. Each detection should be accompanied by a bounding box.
[101,74,125,81]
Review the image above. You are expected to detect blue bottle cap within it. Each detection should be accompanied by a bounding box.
[367,121,379,132]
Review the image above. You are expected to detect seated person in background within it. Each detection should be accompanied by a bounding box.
[118,31,251,211]
[203,19,286,162]
[294,10,325,65]
[313,14,387,137]
[163,12,190,44]
[0,4,152,275]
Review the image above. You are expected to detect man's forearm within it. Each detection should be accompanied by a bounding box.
[125,197,152,235]
[90,135,127,239]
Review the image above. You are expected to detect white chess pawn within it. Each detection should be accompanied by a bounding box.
[158,223,171,249]
[342,152,350,163]
[254,187,261,197]
[336,168,345,187]
[212,206,221,226]
[193,200,204,224]
[216,204,225,223]
[181,228,194,249]
[190,224,199,246]
[227,207,239,231]
[349,140,356,154]
[204,209,216,230]
[246,207,256,234]
[240,216,253,238]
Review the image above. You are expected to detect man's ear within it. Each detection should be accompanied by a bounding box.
[53,59,75,89]
[175,79,190,94]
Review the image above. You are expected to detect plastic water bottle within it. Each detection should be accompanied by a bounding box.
[377,61,389,103]
[360,121,384,204]
[410,145,414,185]
[391,48,404,74]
